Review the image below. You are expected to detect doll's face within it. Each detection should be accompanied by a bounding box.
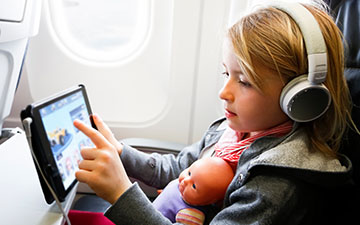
[178,157,234,206]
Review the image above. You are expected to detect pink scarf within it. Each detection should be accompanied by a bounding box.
[214,121,293,170]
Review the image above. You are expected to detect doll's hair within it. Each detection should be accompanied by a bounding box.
[228,3,355,158]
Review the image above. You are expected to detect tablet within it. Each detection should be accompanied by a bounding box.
[20,85,96,204]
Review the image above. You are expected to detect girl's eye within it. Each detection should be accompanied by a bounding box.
[222,71,230,78]
[238,76,252,87]
[188,171,191,176]
[238,80,252,87]
[192,184,196,189]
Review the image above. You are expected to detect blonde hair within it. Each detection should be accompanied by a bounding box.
[228,3,354,158]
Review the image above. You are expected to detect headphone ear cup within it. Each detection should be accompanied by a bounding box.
[280,75,331,122]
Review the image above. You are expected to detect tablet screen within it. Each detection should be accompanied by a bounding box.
[39,90,93,190]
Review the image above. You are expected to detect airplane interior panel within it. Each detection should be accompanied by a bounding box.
[5,0,231,145]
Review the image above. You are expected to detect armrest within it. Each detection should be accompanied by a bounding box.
[121,138,186,155]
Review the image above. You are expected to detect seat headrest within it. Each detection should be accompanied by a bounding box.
[330,0,360,69]
[329,0,360,186]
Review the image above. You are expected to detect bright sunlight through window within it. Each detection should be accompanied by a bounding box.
[48,0,151,63]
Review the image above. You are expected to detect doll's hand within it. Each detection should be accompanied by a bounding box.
[74,114,131,204]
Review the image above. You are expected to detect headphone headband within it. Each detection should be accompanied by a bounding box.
[269,2,331,122]
[271,2,327,84]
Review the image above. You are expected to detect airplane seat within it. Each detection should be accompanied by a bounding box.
[330,0,360,186]
[317,0,360,224]
[328,0,360,188]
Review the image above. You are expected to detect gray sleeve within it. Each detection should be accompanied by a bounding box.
[104,183,183,225]
[119,118,226,189]
[120,140,203,189]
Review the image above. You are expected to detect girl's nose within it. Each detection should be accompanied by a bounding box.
[219,79,234,102]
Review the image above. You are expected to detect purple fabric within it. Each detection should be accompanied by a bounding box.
[152,179,206,223]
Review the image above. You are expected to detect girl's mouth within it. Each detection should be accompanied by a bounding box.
[225,109,236,118]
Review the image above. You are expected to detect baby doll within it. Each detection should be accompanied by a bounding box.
[152,157,234,225]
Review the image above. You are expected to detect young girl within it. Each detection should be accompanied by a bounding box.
[73,1,356,224]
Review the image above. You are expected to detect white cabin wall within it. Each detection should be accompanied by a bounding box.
[5,0,243,145]
[189,0,231,143]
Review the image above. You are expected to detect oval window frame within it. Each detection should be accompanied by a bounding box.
[47,0,152,64]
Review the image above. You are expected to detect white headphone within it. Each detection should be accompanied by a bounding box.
[271,2,331,122]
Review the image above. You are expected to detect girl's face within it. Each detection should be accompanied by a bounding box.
[219,39,289,136]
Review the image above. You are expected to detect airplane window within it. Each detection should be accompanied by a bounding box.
[48,0,150,62]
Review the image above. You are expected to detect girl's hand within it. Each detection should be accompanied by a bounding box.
[91,114,124,155]
[74,114,132,204]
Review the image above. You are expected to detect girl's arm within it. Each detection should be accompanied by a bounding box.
[119,140,204,189]
[120,118,226,188]
[73,114,207,202]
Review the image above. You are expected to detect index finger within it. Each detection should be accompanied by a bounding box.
[73,119,111,148]
[92,114,122,149]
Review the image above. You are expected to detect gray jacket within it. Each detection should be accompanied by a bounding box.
[105,118,353,225]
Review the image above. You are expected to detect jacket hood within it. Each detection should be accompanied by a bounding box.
[247,127,353,187]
